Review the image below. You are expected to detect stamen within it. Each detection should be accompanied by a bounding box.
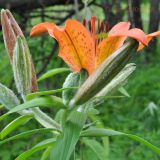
[91,16,96,35]
[83,19,86,27]
[98,19,101,33]
[88,20,91,32]
[105,21,109,32]
[101,21,104,32]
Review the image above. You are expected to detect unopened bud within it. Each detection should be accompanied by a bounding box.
[1,9,23,61]
[1,9,38,93]
[13,36,32,99]
[70,40,138,106]
[95,63,136,98]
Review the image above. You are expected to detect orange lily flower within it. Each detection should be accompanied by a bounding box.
[30,17,160,75]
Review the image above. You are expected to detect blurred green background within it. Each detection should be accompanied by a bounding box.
[0,0,160,159]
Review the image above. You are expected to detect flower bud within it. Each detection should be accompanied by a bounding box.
[1,9,38,93]
[1,9,23,61]
[95,63,136,98]
[13,36,32,99]
[70,40,138,106]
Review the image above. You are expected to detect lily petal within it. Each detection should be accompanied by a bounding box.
[123,28,148,45]
[51,25,82,72]
[31,20,95,75]
[108,22,131,37]
[30,22,56,37]
[96,23,148,66]
[64,20,95,75]
[138,31,160,51]
[96,22,130,66]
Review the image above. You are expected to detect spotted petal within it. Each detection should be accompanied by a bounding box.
[30,22,56,37]
[96,22,130,66]
[138,31,160,51]
[31,20,95,75]
[96,22,148,67]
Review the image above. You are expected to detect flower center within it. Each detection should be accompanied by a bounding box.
[83,16,109,34]
[83,16,109,47]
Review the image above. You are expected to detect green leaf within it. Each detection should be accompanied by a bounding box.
[83,138,108,160]
[38,68,70,82]
[0,113,10,122]
[40,147,52,160]
[0,128,54,145]
[0,96,62,130]
[50,111,87,160]
[0,83,20,110]
[62,70,87,105]
[26,87,78,101]
[13,36,32,98]
[0,114,33,139]
[16,138,56,160]
[81,128,160,156]
[8,96,65,114]
[118,87,130,97]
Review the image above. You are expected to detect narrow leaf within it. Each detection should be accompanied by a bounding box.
[8,96,65,114]
[81,128,160,155]
[0,114,33,139]
[118,87,130,97]
[40,147,52,160]
[38,68,70,82]
[0,128,54,145]
[50,111,86,160]
[26,87,78,101]
[83,138,108,160]
[62,70,87,105]
[16,138,56,160]
[0,83,19,110]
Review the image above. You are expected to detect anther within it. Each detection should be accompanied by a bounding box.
[91,16,96,35]
[101,21,105,32]
[105,21,109,32]
[83,19,86,27]
[98,19,101,33]
[88,20,91,32]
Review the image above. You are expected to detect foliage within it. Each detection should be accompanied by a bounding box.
[0,1,160,160]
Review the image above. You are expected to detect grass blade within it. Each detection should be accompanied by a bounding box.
[38,68,70,82]
[0,114,33,139]
[0,128,54,145]
[16,138,56,160]
[81,128,160,156]
[26,87,78,100]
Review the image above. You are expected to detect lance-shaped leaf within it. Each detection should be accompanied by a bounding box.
[70,40,138,106]
[95,63,136,98]
[81,128,160,156]
[82,138,108,160]
[0,128,55,145]
[13,36,32,98]
[16,138,56,160]
[50,110,86,160]
[0,83,20,110]
[0,114,33,139]
[62,70,87,105]
[38,68,70,82]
